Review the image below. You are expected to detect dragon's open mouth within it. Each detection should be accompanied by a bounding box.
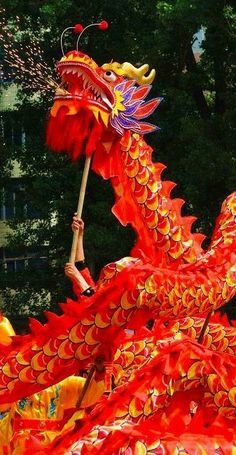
[55,61,114,112]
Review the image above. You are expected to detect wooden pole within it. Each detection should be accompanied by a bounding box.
[76,364,96,408]
[76,356,105,408]
[70,156,92,263]
[69,156,92,291]
[198,311,212,344]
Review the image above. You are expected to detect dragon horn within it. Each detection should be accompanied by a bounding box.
[121,62,156,85]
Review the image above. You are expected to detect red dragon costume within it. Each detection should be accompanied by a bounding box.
[1,22,236,454]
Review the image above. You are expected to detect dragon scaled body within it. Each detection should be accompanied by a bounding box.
[1,47,236,453]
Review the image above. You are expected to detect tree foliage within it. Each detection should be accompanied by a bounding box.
[0,0,235,320]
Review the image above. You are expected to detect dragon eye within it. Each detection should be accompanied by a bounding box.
[103,70,117,82]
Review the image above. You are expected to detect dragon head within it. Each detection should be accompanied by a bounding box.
[47,44,162,160]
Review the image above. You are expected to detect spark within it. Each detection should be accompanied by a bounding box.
[0,9,59,94]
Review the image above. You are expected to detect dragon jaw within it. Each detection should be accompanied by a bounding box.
[51,51,116,126]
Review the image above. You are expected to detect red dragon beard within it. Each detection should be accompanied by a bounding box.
[46,106,105,161]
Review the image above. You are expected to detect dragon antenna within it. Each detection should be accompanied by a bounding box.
[60,26,75,56]
[60,23,84,56]
[76,20,109,51]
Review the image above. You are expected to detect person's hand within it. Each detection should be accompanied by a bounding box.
[72,214,84,236]
[64,263,79,280]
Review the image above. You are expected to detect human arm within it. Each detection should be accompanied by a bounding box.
[65,216,95,296]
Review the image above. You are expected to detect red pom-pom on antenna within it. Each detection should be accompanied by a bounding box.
[99,20,109,30]
[74,23,84,33]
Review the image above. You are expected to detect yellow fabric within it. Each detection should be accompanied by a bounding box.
[0,410,11,452]
[13,376,85,421]
[0,316,15,346]
[0,375,105,454]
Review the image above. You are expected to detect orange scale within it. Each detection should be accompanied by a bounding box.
[146,192,159,211]
[147,213,159,230]
[58,339,76,359]
[182,290,195,308]
[173,301,181,316]
[143,396,155,417]
[168,241,184,259]
[147,178,160,193]
[115,404,129,419]
[228,335,236,346]
[207,373,221,395]
[168,289,178,307]
[228,386,236,406]
[125,159,139,178]
[202,333,213,348]
[146,440,163,453]
[186,327,198,340]
[128,396,145,419]
[134,184,148,204]
[43,338,62,357]
[226,267,236,286]
[135,166,150,185]
[37,370,54,386]
[133,441,148,455]
[115,353,128,368]
[179,318,195,331]
[75,342,93,360]
[128,146,140,160]
[95,311,112,328]
[155,235,171,251]
[194,289,204,308]
[111,307,127,326]
[222,282,233,301]
[2,362,20,379]
[211,327,225,343]
[121,291,137,310]
[187,361,205,380]
[84,325,101,346]
[214,337,229,352]
[156,216,171,236]
[138,150,149,165]
[4,359,23,376]
[214,390,231,408]
[171,226,182,242]
[69,322,88,344]
[144,275,157,295]
[19,366,36,383]
[122,351,135,368]
[145,204,158,219]
[134,340,147,354]
[31,351,51,371]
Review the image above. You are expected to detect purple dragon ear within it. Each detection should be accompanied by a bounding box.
[133,98,163,120]
[137,122,160,135]
[111,81,162,136]
[130,85,152,102]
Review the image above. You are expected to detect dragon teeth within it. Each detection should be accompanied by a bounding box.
[101,93,113,109]
[60,68,112,108]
